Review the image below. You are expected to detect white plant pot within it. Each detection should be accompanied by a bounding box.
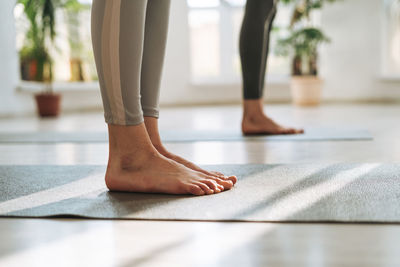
[290,76,323,106]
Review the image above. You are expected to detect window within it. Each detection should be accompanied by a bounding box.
[382,0,400,77]
[187,0,291,83]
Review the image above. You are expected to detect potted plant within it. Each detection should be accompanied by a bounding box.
[18,0,79,117]
[276,0,336,106]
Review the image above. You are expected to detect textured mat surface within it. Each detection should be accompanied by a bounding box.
[0,163,398,222]
[0,127,372,143]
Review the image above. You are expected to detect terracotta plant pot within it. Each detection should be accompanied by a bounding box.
[290,76,323,106]
[35,93,62,117]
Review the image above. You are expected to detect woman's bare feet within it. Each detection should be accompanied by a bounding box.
[143,117,237,185]
[242,99,304,135]
[105,123,235,195]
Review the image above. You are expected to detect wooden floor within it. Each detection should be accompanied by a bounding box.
[1,103,400,267]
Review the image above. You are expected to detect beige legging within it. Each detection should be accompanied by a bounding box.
[91,0,170,126]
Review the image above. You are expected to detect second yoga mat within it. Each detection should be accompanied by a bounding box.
[0,127,372,143]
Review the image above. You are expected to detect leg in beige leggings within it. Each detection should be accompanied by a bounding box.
[92,0,146,125]
[91,0,236,195]
[140,0,170,118]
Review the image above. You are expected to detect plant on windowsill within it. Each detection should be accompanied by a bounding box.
[276,0,337,106]
[17,0,80,117]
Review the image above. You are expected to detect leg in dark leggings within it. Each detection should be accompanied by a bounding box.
[240,0,303,135]
[240,0,277,99]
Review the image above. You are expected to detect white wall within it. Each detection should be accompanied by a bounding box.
[0,0,34,117]
[159,0,192,105]
[320,0,400,101]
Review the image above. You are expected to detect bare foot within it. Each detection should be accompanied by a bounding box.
[143,117,237,185]
[106,152,235,195]
[106,123,235,195]
[242,99,304,135]
[242,113,304,135]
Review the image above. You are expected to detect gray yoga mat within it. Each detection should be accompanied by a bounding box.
[0,163,398,222]
[160,127,372,142]
[0,127,372,143]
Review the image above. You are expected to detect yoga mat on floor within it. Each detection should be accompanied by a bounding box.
[0,127,372,143]
[0,131,108,143]
[0,163,399,223]
[160,127,373,142]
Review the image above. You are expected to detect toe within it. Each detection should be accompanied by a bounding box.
[289,128,304,134]
[285,128,295,134]
[188,184,205,196]
[215,177,234,190]
[215,182,224,192]
[216,182,225,191]
[226,175,237,185]
[216,173,237,184]
[282,128,297,134]
[196,182,214,195]
[208,175,234,189]
[202,179,222,193]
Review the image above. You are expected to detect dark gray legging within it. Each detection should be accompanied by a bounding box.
[240,0,278,99]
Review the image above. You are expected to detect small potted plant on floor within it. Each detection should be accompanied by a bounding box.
[276,0,336,106]
[18,0,60,116]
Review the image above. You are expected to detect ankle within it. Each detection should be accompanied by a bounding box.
[243,111,265,122]
[243,99,264,118]
[144,116,163,143]
[107,123,159,170]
